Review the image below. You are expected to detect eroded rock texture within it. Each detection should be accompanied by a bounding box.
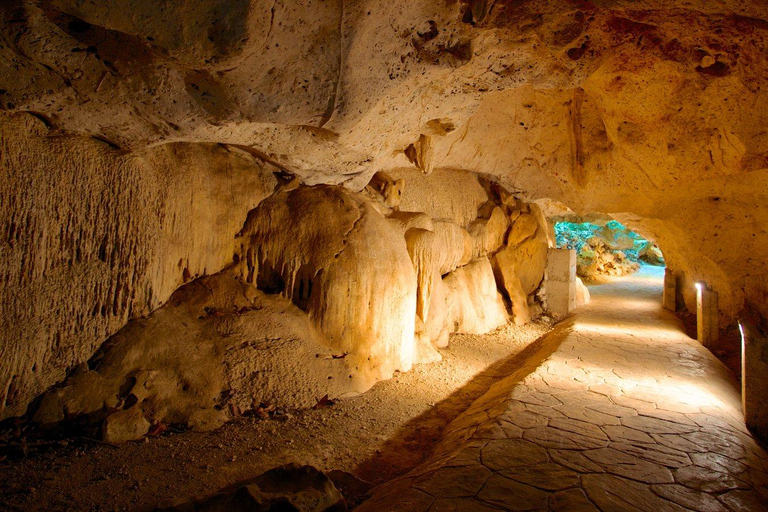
[0,113,277,420]
[237,184,419,386]
[26,172,547,434]
[2,0,768,427]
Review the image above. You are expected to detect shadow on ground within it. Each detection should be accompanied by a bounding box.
[354,319,575,486]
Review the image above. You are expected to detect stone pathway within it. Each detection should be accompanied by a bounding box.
[357,267,768,511]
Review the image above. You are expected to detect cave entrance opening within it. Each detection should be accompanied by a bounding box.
[552,218,666,283]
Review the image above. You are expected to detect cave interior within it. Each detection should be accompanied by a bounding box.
[2,0,768,510]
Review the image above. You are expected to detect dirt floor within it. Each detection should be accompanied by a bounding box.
[0,320,552,511]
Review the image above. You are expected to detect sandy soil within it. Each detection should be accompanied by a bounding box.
[0,320,552,511]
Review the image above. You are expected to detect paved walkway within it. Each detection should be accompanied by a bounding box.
[357,267,768,511]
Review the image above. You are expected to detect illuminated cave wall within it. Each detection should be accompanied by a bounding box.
[25,163,552,437]
[2,0,768,426]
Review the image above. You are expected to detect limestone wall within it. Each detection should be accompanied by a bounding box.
[0,113,277,420]
[3,0,768,425]
[15,159,554,435]
[237,185,419,387]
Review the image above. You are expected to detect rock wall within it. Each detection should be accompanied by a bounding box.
[3,0,768,423]
[237,185,419,387]
[0,113,277,420]
[2,0,767,322]
[22,166,553,435]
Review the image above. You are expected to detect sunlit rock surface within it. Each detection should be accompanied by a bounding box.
[2,0,768,427]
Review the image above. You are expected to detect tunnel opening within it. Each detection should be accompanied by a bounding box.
[553,217,665,282]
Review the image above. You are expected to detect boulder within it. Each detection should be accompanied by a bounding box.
[102,407,150,444]
[33,366,117,427]
[158,464,346,512]
[32,271,363,435]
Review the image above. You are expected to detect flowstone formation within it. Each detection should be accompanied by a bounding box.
[555,219,664,280]
[2,0,768,437]
[25,170,553,441]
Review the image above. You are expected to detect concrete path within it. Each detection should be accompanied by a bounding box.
[357,267,768,511]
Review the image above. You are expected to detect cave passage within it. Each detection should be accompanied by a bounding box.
[4,0,768,509]
[360,266,768,511]
[555,219,666,281]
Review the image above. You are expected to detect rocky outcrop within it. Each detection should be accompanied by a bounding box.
[102,407,150,444]
[0,113,277,421]
[555,219,663,279]
[637,240,665,266]
[444,258,509,335]
[492,216,549,325]
[28,174,554,436]
[577,238,640,280]
[390,169,550,333]
[32,272,360,433]
[237,185,418,386]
